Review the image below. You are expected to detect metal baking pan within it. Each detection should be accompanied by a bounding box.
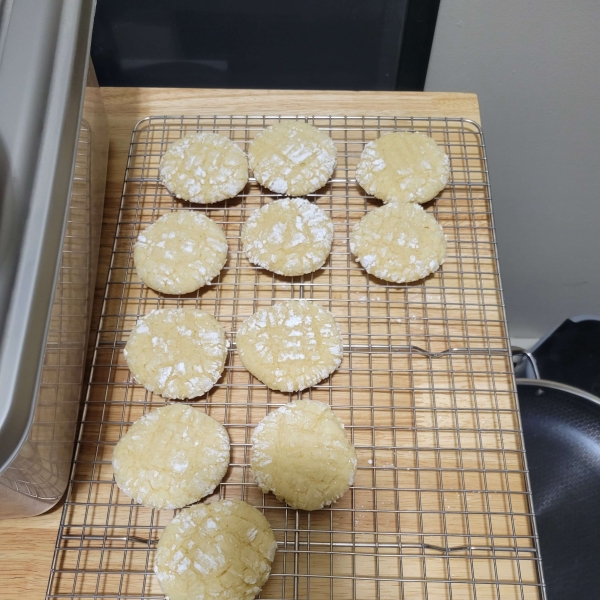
[0,0,108,517]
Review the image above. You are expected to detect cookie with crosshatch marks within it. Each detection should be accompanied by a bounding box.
[124,308,227,399]
[235,300,343,392]
[112,404,230,509]
[155,500,277,600]
[349,202,446,283]
[241,197,334,276]
[248,121,337,196]
[134,211,228,294]
[251,400,357,511]
[159,132,248,204]
[356,131,450,204]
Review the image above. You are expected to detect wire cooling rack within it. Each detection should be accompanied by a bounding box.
[46,116,545,600]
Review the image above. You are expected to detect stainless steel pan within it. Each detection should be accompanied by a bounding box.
[0,0,108,518]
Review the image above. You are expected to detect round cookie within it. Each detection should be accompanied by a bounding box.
[251,400,357,511]
[134,211,228,294]
[350,203,446,283]
[159,132,248,204]
[155,500,277,600]
[236,300,343,392]
[248,121,337,196]
[356,131,450,204]
[241,197,334,276]
[112,404,230,509]
[124,308,228,399]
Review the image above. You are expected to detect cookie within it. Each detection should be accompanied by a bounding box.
[159,132,248,204]
[356,132,450,204]
[124,308,228,399]
[349,202,446,283]
[134,211,228,294]
[248,121,337,196]
[241,197,334,276]
[155,500,277,600]
[251,400,357,511]
[236,300,343,393]
[112,404,230,509]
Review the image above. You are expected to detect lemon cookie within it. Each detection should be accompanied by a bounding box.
[236,300,343,392]
[350,203,446,283]
[241,197,334,276]
[356,131,450,204]
[124,308,227,399]
[155,500,277,600]
[112,404,230,509]
[251,400,357,511]
[159,132,248,204]
[134,211,228,294]
[248,121,337,196]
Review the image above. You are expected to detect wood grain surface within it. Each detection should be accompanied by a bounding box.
[1,89,537,600]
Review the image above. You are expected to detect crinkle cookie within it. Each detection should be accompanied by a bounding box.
[124,308,228,399]
[112,404,230,509]
[356,131,449,204]
[155,500,277,600]
[242,197,333,276]
[134,211,228,294]
[350,203,446,283]
[159,132,248,204]
[251,400,357,511]
[248,121,337,196]
[236,300,343,392]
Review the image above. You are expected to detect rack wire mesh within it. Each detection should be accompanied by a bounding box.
[46,115,545,600]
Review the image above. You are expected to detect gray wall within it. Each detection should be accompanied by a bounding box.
[425,0,600,340]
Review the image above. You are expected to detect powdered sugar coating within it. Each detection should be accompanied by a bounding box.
[356,132,450,204]
[155,500,277,600]
[350,203,446,283]
[134,211,228,294]
[112,404,230,510]
[124,308,227,399]
[159,132,248,204]
[350,202,446,283]
[251,400,357,511]
[236,300,343,392]
[242,197,334,276]
[248,121,337,196]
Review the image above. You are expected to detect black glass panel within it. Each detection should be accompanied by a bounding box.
[91,0,412,90]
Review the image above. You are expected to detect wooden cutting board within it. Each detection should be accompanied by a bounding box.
[1,89,489,600]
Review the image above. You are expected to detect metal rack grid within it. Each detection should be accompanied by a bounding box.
[46,115,545,600]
